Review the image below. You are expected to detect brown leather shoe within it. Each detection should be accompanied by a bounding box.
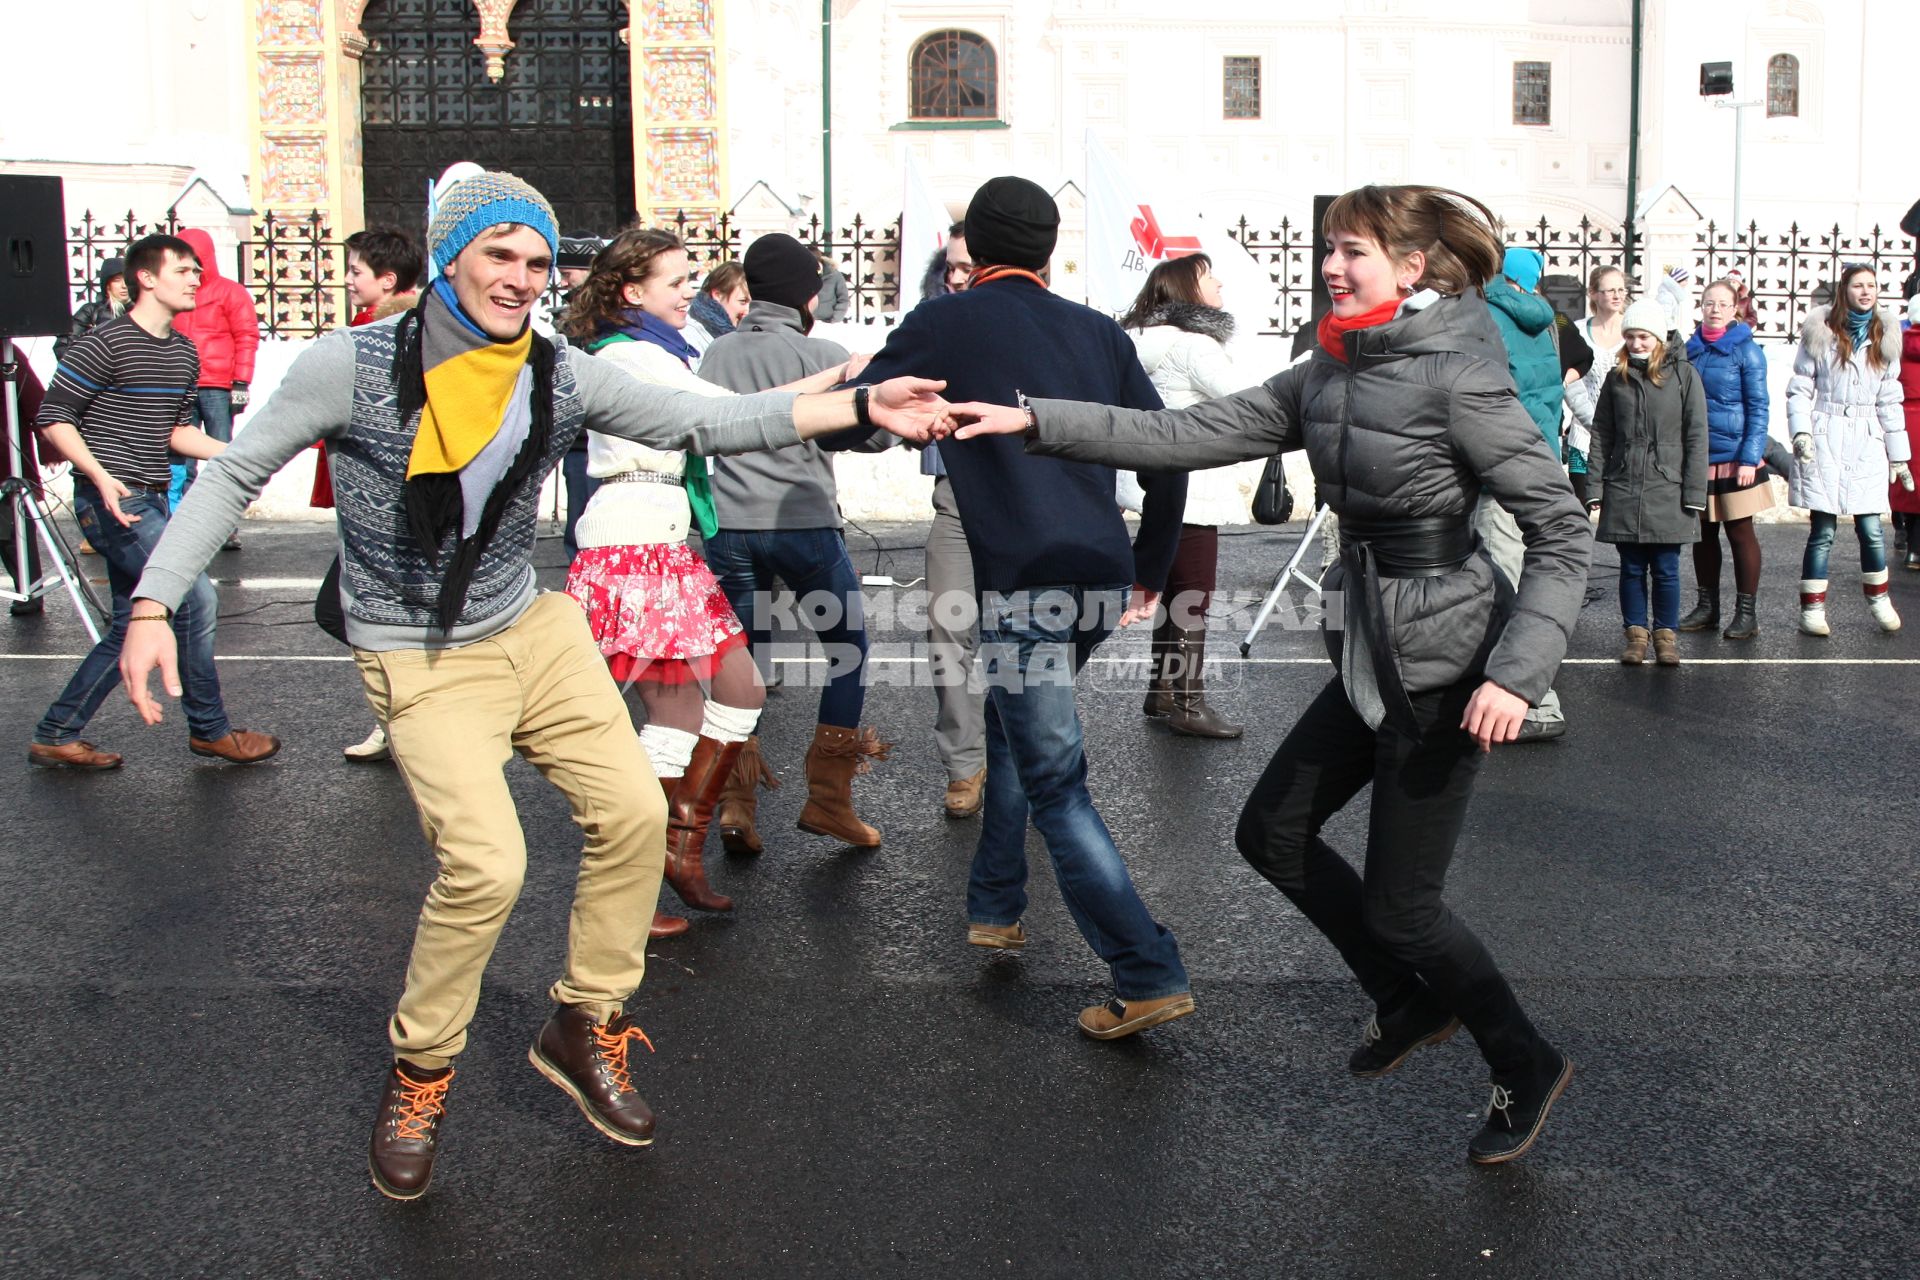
[716,734,778,856]
[943,767,987,819]
[189,729,281,764]
[1077,992,1197,1041]
[796,724,891,848]
[663,737,739,911]
[649,910,690,939]
[528,1004,656,1146]
[368,1062,453,1200]
[27,740,123,770]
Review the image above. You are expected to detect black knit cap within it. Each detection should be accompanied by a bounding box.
[963,177,1059,271]
[556,236,603,270]
[742,233,823,312]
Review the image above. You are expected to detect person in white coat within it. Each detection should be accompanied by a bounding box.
[1118,254,1249,738]
[559,229,857,936]
[1563,265,1629,508]
[1788,265,1911,634]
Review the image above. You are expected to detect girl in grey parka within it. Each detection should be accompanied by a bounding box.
[952,185,1591,1166]
[1788,265,1910,635]
[1586,300,1708,666]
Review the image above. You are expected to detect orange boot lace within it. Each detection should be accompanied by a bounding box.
[593,1021,656,1095]
[392,1067,453,1142]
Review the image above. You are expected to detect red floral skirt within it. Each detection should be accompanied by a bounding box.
[565,542,746,685]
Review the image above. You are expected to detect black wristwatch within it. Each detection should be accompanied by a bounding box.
[852,384,873,428]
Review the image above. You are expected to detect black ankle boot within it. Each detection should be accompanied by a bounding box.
[1468,1044,1575,1164]
[1676,590,1720,632]
[1348,991,1461,1078]
[1722,592,1759,640]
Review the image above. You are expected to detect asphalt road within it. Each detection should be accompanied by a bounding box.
[3,517,1915,1278]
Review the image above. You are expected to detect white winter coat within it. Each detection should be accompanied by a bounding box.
[1786,305,1906,515]
[1119,308,1261,524]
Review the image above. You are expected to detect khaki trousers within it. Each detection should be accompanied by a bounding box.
[354,592,665,1069]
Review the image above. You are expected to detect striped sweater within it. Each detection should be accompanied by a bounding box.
[35,314,198,486]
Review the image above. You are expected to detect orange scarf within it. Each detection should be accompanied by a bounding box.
[1316,297,1402,363]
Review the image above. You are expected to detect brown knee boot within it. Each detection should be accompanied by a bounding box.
[1141,615,1176,719]
[663,738,740,911]
[1164,624,1243,739]
[649,775,691,937]
[796,724,893,848]
[715,734,779,856]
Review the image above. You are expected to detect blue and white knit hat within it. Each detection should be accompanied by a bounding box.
[426,171,559,275]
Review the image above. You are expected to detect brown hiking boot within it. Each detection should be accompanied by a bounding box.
[1077,992,1197,1041]
[528,1004,656,1146]
[189,729,281,764]
[368,1062,453,1200]
[716,734,778,856]
[1618,626,1649,665]
[944,767,987,819]
[663,737,740,911]
[1652,628,1680,666]
[796,724,891,848]
[27,740,123,770]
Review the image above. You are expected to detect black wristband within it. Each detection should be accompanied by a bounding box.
[853,384,873,429]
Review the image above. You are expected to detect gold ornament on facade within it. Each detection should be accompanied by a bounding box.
[473,0,526,82]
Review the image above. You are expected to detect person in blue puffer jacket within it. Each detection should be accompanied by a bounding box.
[1678,278,1774,640]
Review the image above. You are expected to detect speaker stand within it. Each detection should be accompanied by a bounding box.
[3,338,105,644]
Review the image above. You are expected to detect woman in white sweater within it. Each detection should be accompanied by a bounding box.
[560,230,854,936]
[1118,254,1249,738]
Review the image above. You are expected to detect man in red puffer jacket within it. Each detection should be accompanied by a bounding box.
[170,228,260,548]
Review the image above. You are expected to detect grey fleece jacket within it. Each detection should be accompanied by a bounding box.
[135,325,801,650]
[697,300,890,530]
[1026,291,1592,706]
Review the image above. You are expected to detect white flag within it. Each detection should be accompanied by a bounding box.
[1085,131,1268,340]
[900,153,953,311]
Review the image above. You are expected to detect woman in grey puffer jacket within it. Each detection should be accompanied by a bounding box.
[953,186,1590,1165]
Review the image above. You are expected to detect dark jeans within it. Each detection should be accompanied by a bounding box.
[560,446,600,564]
[968,584,1189,1001]
[35,482,230,745]
[1234,677,1543,1075]
[172,388,234,504]
[1617,542,1682,630]
[705,526,868,727]
[1802,511,1886,578]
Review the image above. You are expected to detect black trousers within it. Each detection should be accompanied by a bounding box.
[1234,676,1544,1075]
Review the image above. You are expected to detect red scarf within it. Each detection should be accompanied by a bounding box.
[968,265,1048,290]
[1317,297,1403,362]
[1701,324,1728,343]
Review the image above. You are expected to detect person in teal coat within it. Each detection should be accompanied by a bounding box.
[1471,246,1569,742]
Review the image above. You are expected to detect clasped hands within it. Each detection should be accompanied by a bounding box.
[861,386,1029,446]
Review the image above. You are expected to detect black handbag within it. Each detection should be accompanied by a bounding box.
[1251,456,1294,525]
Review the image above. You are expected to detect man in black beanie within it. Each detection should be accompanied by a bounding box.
[854,177,1195,1041]
[699,234,899,855]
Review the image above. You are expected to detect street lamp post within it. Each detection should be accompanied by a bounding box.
[1713,97,1764,243]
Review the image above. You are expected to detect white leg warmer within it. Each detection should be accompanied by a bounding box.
[699,699,761,745]
[638,723,699,779]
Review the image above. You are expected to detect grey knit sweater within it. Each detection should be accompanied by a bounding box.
[136,321,801,650]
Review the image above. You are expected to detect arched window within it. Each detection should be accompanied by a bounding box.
[1767,53,1800,118]
[910,30,997,121]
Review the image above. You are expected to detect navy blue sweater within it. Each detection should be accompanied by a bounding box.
[858,278,1187,595]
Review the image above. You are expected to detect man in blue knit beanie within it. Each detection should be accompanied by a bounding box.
[115,172,952,1200]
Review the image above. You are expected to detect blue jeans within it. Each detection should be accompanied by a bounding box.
[1801,511,1886,579]
[1617,543,1682,630]
[704,526,868,728]
[36,482,230,745]
[171,388,234,505]
[967,585,1189,1001]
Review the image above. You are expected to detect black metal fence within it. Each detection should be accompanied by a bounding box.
[65,206,1917,345]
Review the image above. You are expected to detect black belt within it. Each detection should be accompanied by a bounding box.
[1336,515,1475,737]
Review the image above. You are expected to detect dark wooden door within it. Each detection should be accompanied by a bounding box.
[360,0,635,238]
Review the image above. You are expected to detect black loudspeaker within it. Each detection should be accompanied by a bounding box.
[1699,61,1734,97]
[0,175,72,338]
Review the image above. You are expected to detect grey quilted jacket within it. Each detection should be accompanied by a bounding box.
[1026,291,1591,706]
